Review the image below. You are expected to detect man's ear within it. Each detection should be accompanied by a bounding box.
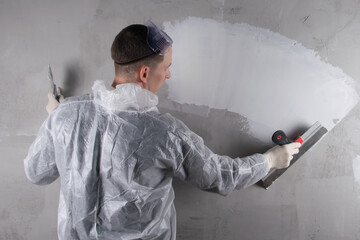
[138,65,150,84]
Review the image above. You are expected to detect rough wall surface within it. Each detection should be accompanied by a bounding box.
[1,0,360,239]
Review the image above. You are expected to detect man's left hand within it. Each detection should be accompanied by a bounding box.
[46,87,64,115]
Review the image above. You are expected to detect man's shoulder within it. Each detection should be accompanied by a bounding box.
[53,93,95,118]
[154,112,190,135]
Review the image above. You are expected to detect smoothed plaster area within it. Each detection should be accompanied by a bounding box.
[164,17,358,143]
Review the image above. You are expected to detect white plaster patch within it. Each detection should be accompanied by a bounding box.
[163,17,358,143]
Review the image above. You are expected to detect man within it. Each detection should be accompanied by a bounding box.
[24,20,300,239]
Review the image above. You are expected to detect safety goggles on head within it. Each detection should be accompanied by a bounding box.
[115,20,173,65]
[145,20,173,56]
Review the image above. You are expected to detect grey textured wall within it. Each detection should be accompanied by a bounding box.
[1,0,360,239]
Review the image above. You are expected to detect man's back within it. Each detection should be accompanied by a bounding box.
[26,81,180,239]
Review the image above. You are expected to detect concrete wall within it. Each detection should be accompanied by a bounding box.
[1,0,360,239]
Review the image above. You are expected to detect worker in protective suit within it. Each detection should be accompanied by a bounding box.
[24,20,301,240]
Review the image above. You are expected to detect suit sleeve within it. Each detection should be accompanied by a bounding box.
[172,122,270,196]
[24,117,59,185]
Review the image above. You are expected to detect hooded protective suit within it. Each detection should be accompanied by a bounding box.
[24,80,270,240]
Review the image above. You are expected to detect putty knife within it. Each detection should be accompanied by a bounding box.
[48,64,60,101]
[261,121,328,189]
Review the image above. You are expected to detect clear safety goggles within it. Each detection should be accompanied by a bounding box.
[145,20,173,56]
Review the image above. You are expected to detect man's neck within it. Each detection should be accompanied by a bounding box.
[112,75,143,89]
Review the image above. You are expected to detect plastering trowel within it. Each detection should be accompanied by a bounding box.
[261,121,328,189]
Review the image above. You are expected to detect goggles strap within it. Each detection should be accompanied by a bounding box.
[114,52,156,65]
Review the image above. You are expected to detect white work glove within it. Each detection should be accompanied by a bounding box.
[263,142,301,169]
[46,87,64,115]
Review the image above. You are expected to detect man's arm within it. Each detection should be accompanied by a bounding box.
[171,121,299,196]
[24,116,59,185]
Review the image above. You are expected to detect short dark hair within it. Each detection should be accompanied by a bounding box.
[111,24,163,78]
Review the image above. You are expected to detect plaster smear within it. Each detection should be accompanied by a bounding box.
[353,155,360,192]
[163,17,358,143]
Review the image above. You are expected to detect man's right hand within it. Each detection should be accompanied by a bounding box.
[263,142,301,169]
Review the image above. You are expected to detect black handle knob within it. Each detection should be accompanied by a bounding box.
[272,130,293,146]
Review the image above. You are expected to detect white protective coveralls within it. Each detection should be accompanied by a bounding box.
[24,80,270,240]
